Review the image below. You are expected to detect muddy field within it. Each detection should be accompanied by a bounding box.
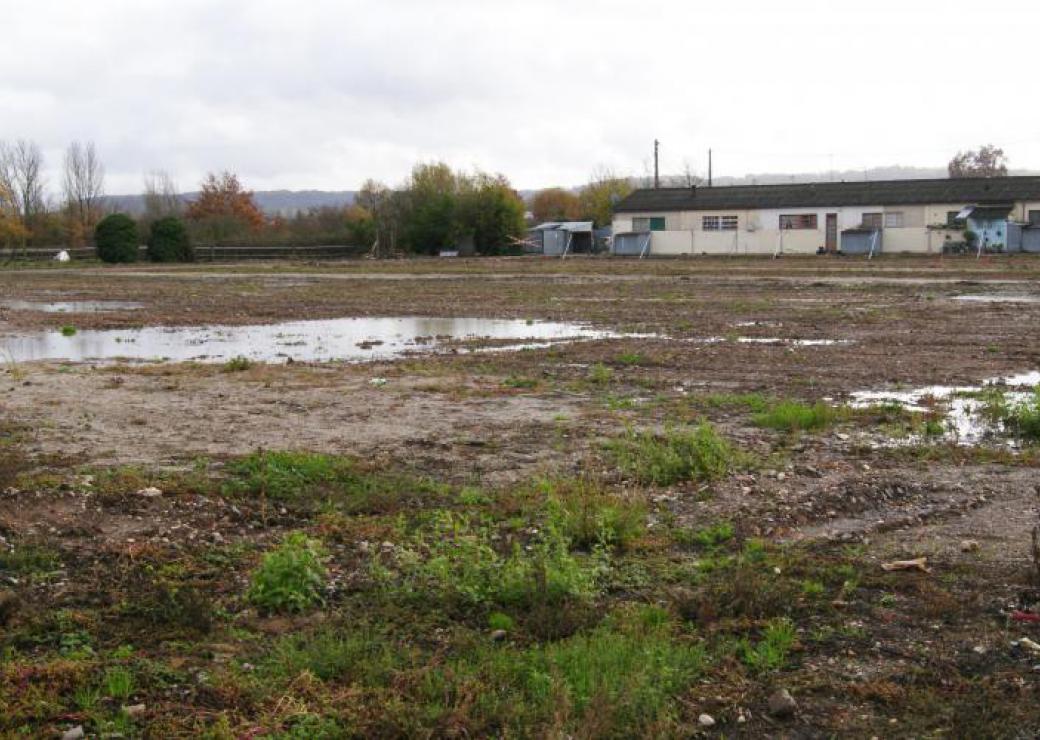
[1,256,1039,738]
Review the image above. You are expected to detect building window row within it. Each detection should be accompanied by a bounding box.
[632,216,667,232]
[703,215,738,231]
[779,214,818,230]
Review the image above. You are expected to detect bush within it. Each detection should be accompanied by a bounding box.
[94,213,139,263]
[606,423,735,486]
[543,478,645,551]
[147,217,194,262]
[248,532,328,613]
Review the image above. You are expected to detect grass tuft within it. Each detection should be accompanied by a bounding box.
[606,423,735,486]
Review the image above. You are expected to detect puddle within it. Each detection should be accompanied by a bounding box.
[735,337,850,347]
[850,370,1039,445]
[2,300,144,313]
[954,295,1040,304]
[0,316,617,365]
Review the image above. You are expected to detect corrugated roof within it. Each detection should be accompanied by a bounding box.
[614,177,1040,213]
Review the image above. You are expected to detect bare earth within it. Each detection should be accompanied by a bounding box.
[1,255,1039,737]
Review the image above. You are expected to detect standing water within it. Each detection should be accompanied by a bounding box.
[0,316,618,364]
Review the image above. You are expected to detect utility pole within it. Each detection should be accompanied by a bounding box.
[654,139,660,189]
[708,149,713,187]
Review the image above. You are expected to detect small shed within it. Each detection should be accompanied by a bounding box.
[1021,224,1040,253]
[527,222,595,256]
[612,232,653,257]
[840,227,882,256]
[959,204,1013,252]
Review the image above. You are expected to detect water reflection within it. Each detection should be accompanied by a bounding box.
[0,316,615,364]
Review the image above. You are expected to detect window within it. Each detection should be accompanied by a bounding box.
[633,217,667,232]
[779,214,817,230]
[884,212,905,228]
[862,213,883,229]
[1029,210,1040,226]
[702,215,738,231]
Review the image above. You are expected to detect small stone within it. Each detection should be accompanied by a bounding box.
[698,713,715,727]
[123,703,146,717]
[137,486,163,498]
[768,689,798,718]
[62,727,85,740]
[972,645,987,655]
[960,539,980,553]
[490,629,508,642]
[737,713,747,724]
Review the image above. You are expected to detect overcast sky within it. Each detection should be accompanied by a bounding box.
[4,0,1040,195]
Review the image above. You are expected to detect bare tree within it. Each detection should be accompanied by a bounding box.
[949,145,1008,179]
[63,141,105,244]
[0,139,46,237]
[142,170,183,221]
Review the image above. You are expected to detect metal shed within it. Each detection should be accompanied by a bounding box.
[612,232,653,257]
[840,227,882,256]
[526,222,595,256]
[1022,225,1040,253]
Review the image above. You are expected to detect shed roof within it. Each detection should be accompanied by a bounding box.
[614,177,1040,213]
[529,221,594,233]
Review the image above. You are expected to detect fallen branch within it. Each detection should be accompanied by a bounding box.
[881,557,932,574]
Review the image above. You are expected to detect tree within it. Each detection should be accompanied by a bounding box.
[578,168,633,227]
[948,145,1008,179]
[531,187,581,222]
[186,171,265,242]
[95,213,139,263]
[401,162,459,254]
[357,179,401,257]
[143,170,182,221]
[62,141,105,244]
[0,140,46,242]
[458,173,526,255]
[0,181,30,260]
[147,217,193,262]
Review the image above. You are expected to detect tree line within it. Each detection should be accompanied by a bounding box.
[0,139,638,261]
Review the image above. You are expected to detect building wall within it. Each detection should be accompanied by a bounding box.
[614,199,1040,256]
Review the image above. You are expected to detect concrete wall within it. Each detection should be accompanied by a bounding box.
[613,199,1040,256]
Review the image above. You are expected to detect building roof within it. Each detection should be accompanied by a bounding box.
[614,177,1040,213]
[529,221,594,232]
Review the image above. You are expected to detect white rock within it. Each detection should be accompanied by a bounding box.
[137,486,163,498]
[62,727,85,740]
[698,713,716,727]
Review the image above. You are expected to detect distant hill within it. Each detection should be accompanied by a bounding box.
[104,190,357,216]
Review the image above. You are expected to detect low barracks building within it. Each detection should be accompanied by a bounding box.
[611,177,1040,256]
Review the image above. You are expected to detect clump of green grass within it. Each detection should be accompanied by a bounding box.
[1006,387,1040,440]
[588,363,614,385]
[59,325,77,337]
[615,352,646,366]
[752,400,839,432]
[371,511,603,611]
[740,618,797,672]
[606,423,735,486]
[674,521,734,549]
[248,532,328,614]
[222,450,445,512]
[265,627,401,684]
[0,545,60,577]
[103,666,135,700]
[502,375,539,390]
[222,355,253,372]
[701,392,772,413]
[542,478,646,551]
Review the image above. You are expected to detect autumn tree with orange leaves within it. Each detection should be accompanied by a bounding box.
[186,171,265,242]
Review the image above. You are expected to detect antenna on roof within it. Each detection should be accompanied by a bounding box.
[708,149,713,187]
[654,139,660,189]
